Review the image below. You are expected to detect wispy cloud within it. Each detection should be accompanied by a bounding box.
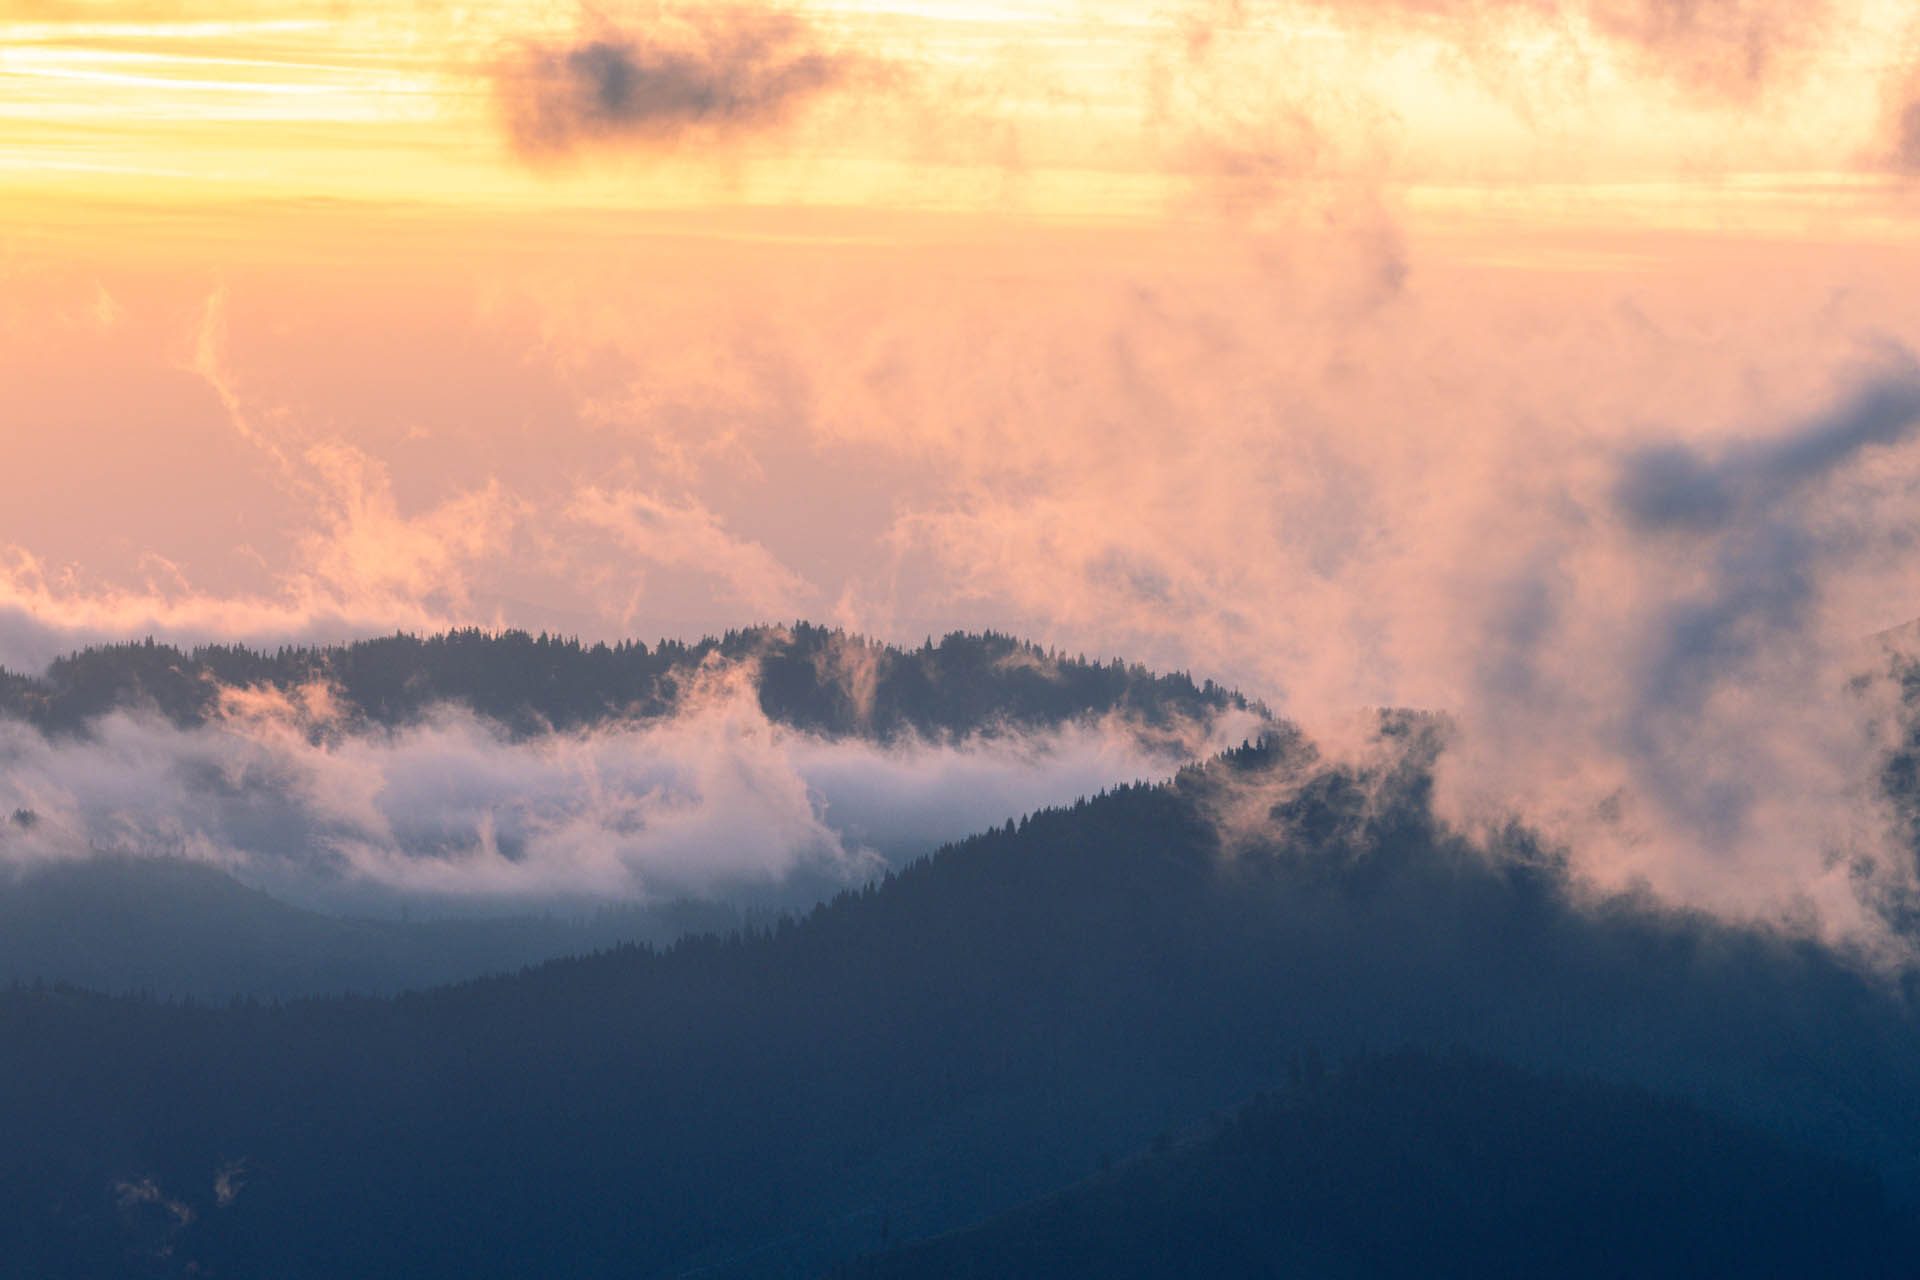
[568,485,814,622]
[0,443,524,671]
[1269,0,1834,102]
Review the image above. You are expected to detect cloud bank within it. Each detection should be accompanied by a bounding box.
[0,659,1261,914]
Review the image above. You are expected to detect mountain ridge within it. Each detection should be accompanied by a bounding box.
[0,623,1258,741]
[5,732,1919,1277]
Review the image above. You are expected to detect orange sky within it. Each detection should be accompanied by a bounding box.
[2,0,1916,220]
[8,0,1920,925]
[1,0,1918,682]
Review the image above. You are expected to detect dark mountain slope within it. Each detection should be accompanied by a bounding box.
[847,1047,1917,1280]
[0,625,1252,739]
[2,732,1918,1278]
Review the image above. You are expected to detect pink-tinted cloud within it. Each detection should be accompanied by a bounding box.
[567,484,815,622]
[0,436,524,670]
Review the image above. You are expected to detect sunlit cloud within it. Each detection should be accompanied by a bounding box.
[568,485,816,622]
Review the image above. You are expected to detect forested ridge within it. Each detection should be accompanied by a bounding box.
[4,731,1919,1277]
[0,625,1262,999]
[0,625,1250,739]
[847,1046,1918,1279]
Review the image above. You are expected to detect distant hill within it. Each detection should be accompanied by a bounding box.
[0,629,1259,997]
[0,624,1255,740]
[846,1047,1917,1279]
[4,731,1919,1277]
[0,857,739,999]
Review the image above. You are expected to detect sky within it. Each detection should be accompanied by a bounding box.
[9,0,1920,930]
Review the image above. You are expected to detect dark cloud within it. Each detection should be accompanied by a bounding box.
[1895,96,1920,175]
[495,10,856,158]
[1608,362,1920,843]
[1615,367,1920,534]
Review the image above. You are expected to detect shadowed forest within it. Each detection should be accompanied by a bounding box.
[6,671,1920,1275]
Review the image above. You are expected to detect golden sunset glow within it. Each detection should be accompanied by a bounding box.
[7,0,1920,926]
[2,0,1915,235]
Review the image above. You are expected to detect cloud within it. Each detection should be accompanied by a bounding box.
[187,284,285,464]
[298,443,523,613]
[1885,58,1920,176]
[567,485,814,622]
[1429,356,1920,946]
[494,8,859,159]
[1275,0,1831,103]
[1613,367,1920,534]
[7,0,1920,957]
[214,1159,247,1208]
[0,658,1261,913]
[0,445,524,672]
[1581,0,1828,98]
[0,279,541,672]
[778,241,1920,945]
[1616,370,1920,848]
[114,1176,191,1225]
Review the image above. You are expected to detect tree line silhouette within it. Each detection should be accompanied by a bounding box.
[0,625,1253,740]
